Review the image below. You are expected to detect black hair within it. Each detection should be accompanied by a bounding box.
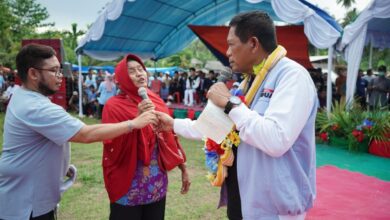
[378,65,387,72]
[16,44,56,83]
[229,11,277,53]
[189,67,196,72]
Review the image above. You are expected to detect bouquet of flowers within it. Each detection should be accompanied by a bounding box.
[204,130,240,186]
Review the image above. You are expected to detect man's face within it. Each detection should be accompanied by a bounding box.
[127,60,147,88]
[35,56,62,96]
[226,26,253,73]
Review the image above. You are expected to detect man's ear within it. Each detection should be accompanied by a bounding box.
[250,37,260,51]
[27,67,39,81]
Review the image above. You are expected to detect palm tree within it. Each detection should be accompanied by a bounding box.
[341,8,358,27]
[65,23,85,49]
[336,0,356,8]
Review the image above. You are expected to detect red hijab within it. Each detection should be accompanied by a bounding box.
[102,54,185,202]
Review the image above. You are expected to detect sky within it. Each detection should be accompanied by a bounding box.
[36,0,372,32]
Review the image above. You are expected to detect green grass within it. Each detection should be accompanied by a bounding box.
[1,113,389,219]
[56,137,226,220]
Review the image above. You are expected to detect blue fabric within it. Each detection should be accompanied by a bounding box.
[77,0,341,61]
[77,0,280,60]
[0,88,84,219]
[97,83,117,105]
[355,77,368,97]
[0,75,4,88]
[72,65,184,76]
[236,58,317,219]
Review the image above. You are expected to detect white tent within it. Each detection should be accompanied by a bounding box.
[338,0,390,106]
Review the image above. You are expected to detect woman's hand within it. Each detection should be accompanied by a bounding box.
[138,99,155,115]
[178,164,191,194]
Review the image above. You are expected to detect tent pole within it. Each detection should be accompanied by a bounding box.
[326,46,334,116]
[78,54,84,117]
[368,40,373,69]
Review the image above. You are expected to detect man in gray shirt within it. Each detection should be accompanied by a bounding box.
[0,44,158,220]
[368,65,390,110]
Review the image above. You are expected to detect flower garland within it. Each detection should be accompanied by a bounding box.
[203,45,287,186]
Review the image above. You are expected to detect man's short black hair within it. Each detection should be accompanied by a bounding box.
[16,44,56,83]
[229,11,277,53]
[189,67,196,72]
[378,65,387,72]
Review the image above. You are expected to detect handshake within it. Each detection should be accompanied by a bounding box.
[127,99,174,132]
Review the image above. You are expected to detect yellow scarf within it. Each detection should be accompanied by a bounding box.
[207,45,287,186]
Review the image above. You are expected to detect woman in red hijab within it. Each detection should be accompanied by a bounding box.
[102,54,190,220]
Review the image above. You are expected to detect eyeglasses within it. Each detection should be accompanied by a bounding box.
[34,67,63,77]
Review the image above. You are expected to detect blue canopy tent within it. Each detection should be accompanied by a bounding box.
[75,0,341,116]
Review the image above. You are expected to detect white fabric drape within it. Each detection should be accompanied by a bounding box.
[271,0,341,112]
[338,0,390,106]
[76,0,127,55]
[271,0,340,49]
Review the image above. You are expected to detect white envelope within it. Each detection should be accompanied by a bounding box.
[192,100,234,144]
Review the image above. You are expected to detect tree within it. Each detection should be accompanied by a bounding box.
[9,0,53,41]
[341,8,358,27]
[64,23,85,50]
[0,0,16,66]
[336,0,356,8]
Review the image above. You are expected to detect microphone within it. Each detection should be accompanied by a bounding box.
[138,87,149,100]
[217,67,232,83]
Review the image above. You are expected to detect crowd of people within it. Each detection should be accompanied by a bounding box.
[0,66,20,111]
[309,65,390,110]
[66,65,233,119]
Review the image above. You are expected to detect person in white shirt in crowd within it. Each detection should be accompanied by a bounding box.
[183,67,200,106]
[0,44,158,220]
[156,11,317,220]
[3,75,20,100]
[362,68,375,84]
[363,68,375,104]
[162,71,172,87]
[368,65,390,110]
[84,68,97,89]
[157,72,164,82]
[97,74,117,119]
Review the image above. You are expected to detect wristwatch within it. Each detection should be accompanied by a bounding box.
[224,96,242,114]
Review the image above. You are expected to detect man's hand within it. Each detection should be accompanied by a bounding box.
[207,82,231,108]
[155,111,174,131]
[178,164,191,194]
[138,99,155,115]
[131,110,159,129]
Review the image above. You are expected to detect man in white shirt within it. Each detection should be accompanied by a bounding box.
[184,67,200,106]
[157,11,317,220]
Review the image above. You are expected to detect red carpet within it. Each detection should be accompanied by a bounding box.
[307,165,390,219]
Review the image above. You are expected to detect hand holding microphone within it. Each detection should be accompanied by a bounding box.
[137,87,155,115]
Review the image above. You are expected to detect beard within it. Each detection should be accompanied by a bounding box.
[38,79,56,96]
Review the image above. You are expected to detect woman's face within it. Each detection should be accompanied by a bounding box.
[127,60,147,88]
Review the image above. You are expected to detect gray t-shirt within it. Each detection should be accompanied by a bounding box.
[0,87,84,219]
[369,77,390,107]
